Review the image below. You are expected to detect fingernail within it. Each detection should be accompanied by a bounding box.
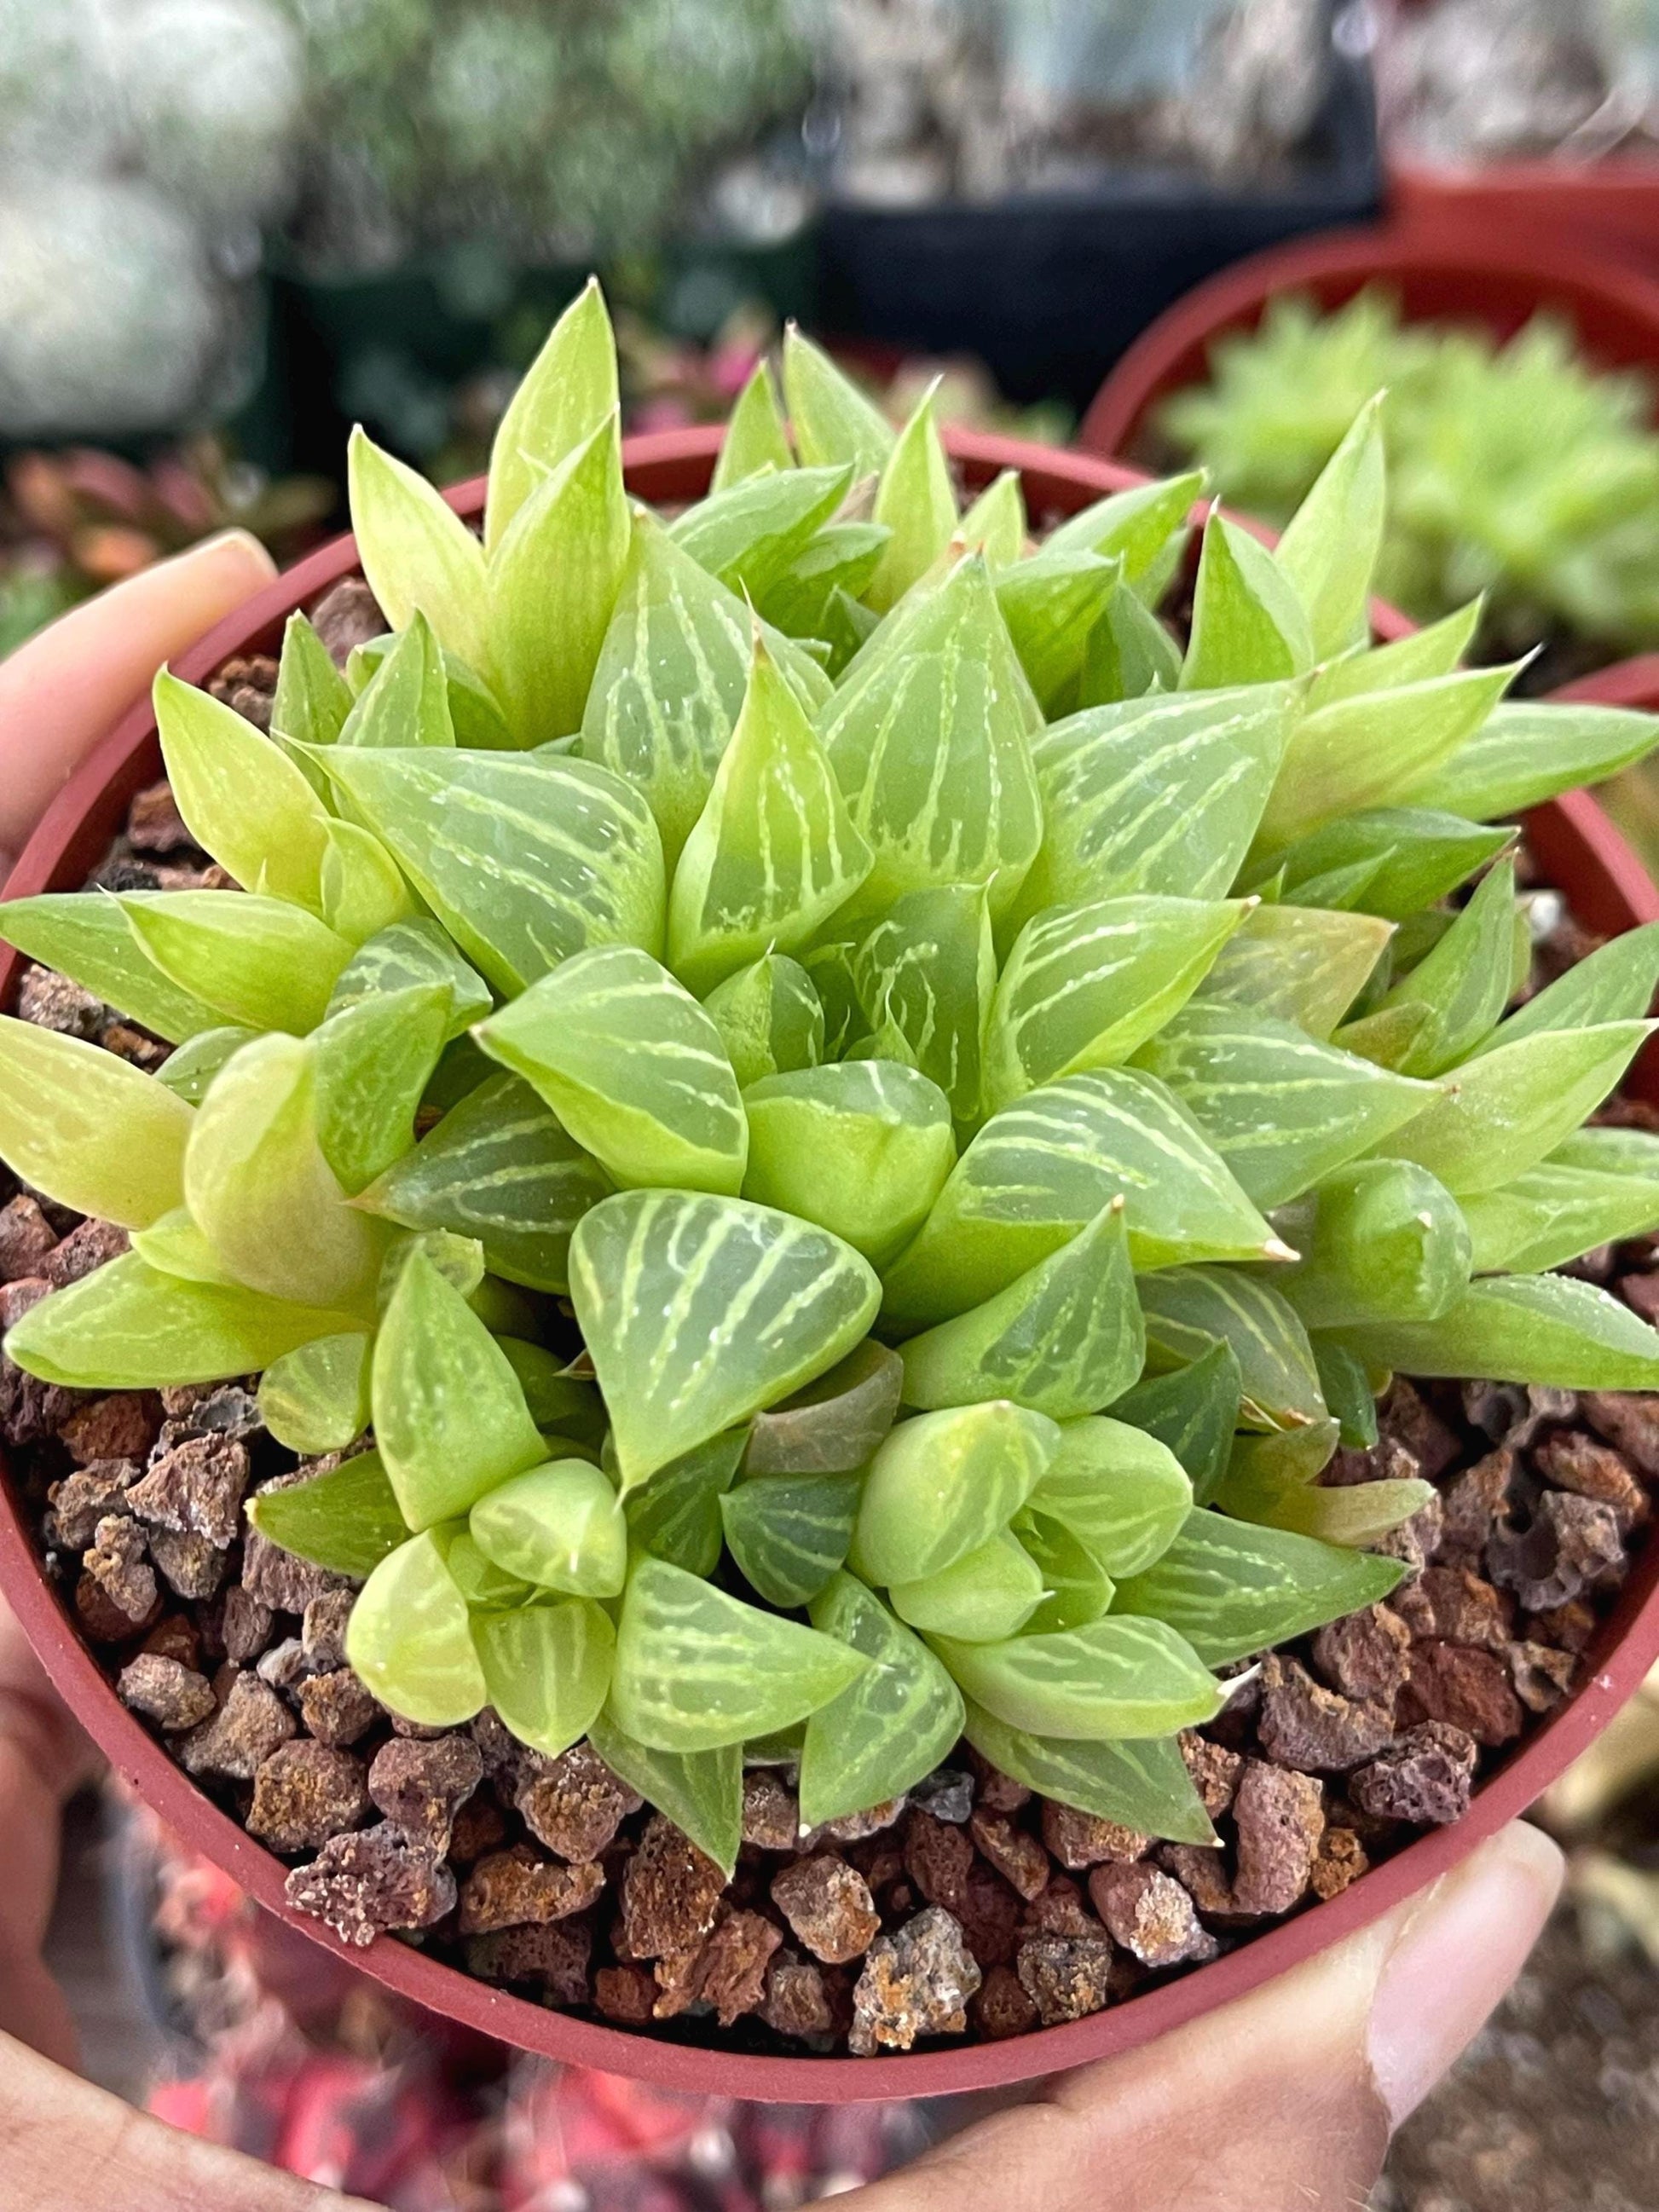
[1366,1821,1563,2128]
[179,528,278,582]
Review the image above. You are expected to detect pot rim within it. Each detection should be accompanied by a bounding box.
[1076,220,1659,464]
[3,423,1658,2102]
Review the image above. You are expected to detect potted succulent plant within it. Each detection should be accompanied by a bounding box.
[5,282,1659,2098]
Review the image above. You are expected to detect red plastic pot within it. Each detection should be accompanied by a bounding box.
[1390,161,1659,272]
[1076,224,1659,467]
[3,425,1659,2104]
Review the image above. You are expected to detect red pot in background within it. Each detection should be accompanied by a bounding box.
[1390,164,1659,274]
[1076,224,1659,466]
[3,426,1659,2103]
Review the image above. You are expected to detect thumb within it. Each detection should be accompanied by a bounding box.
[0,527,276,867]
[845,1820,1563,2212]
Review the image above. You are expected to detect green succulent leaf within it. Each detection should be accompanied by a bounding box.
[743,1059,955,1265]
[720,1470,861,1608]
[154,668,332,910]
[1336,1273,1659,1390]
[745,1338,904,1476]
[1012,684,1298,926]
[623,1426,748,1577]
[1306,600,1483,709]
[890,1528,1045,1641]
[608,1555,870,1753]
[995,547,1121,713]
[347,426,488,670]
[569,1188,881,1491]
[579,509,831,867]
[347,632,515,752]
[1311,1336,1379,1448]
[1012,1509,1115,1633]
[1461,1160,1659,1275]
[899,1201,1143,1418]
[313,983,449,1196]
[985,895,1249,1113]
[587,1713,743,1877]
[474,1598,616,1760]
[712,358,794,491]
[1137,1266,1327,1430]
[486,277,619,552]
[1275,1156,1472,1327]
[325,918,493,1043]
[337,612,455,750]
[668,638,873,992]
[246,1446,408,1576]
[934,1614,1223,1740]
[0,894,223,1045]
[702,955,824,1091]
[346,1529,488,1727]
[184,1031,384,1308]
[1253,664,1518,855]
[3,1254,364,1389]
[1075,576,1184,706]
[130,1206,238,1286]
[1387,1019,1656,1194]
[486,413,631,744]
[1107,1341,1243,1510]
[1477,921,1659,1053]
[1113,1508,1405,1666]
[782,326,894,478]
[470,1458,628,1597]
[1047,471,1204,594]
[1134,1002,1438,1208]
[959,468,1026,568]
[1215,1424,1429,1545]
[257,1332,373,1455]
[850,1400,1059,1586]
[850,883,996,1127]
[371,1245,543,1528]
[1257,807,1513,923]
[309,745,666,997]
[1340,859,1516,1077]
[1026,1414,1194,1578]
[800,1574,966,1829]
[477,944,747,1195]
[756,522,891,644]
[358,1071,610,1293]
[1402,701,1659,819]
[271,609,354,754]
[961,1701,1216,1844]
[1197,902,1392,1038]
[865,384,957,611]
[1275,393,1386,658]
[1182,511,1313,689]
[674,463,853,603]
[0,1014,192,1228]
[116,892,353,1037]
[881,1067,1279,1329]
[817,554,1043,923]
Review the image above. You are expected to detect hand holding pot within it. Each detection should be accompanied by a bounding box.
[0,536,375,2208]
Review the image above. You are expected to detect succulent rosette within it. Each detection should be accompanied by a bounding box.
[7,283,1659,1880]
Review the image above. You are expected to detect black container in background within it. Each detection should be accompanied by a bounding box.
[814,28,1381,419]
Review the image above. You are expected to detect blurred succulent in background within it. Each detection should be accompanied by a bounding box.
[0,441,333,661]
[278,0,814,271]
[1157,291,1659,662]
[9,286,1659,1877]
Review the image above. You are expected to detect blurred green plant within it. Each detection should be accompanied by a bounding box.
[1157,290,1659,661]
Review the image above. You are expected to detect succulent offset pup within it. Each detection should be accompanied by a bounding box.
[6,282,1659,1892]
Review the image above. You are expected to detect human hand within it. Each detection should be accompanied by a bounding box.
[842,1820,1562,2212]
[0,535,375,2206]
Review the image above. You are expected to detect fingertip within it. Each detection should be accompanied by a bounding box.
[1366,1820,1564,2130]
[175,527,279,592]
